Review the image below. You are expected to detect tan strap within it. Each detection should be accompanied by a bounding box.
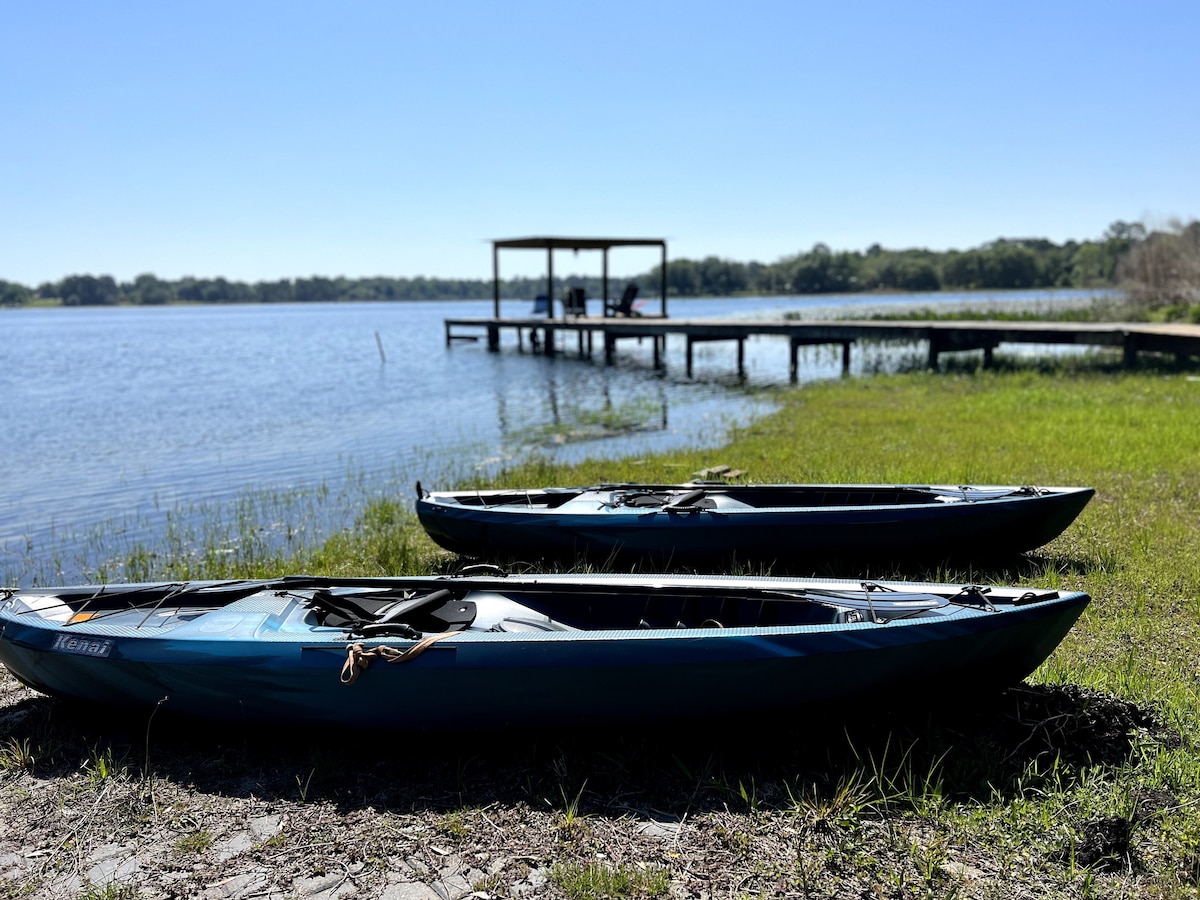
[340,632,457,685]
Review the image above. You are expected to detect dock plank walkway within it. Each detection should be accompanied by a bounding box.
[445,316,1200,380]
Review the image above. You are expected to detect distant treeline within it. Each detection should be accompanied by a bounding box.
[661,227,1138,297]
[0,224,1147,308]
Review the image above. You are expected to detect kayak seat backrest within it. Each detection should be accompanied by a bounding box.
[616,491,717,509]
[309,589,476,634]
[620,492,673,507]
[665,488,707,509]
[308,591,394,627]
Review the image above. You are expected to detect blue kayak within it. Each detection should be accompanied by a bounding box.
[416,482,1095,564]
[0,574,1089,728]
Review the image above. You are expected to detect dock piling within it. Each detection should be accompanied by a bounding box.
[443,315,1200,381]
[1124,332,1138,367]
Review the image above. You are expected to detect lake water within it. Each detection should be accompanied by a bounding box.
[0,289,1106,586]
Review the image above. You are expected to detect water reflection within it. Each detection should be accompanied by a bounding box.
[495,368,670,450]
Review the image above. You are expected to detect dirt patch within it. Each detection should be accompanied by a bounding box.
[0,669,1182,898]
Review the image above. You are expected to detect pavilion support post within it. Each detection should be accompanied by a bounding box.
[492,245,501,318]
[737,338,745,378]
[842,341,852,376]
[686,337,695,378]
[547,249,554,319]
[487,325,499,352]
[602,250,609,319]
[661,244,668,318]
[604,332,616,365]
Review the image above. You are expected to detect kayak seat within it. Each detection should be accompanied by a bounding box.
[614,490,717,510]
[308,589,477,636]
[621,492,673,507]
[665,488,711,509]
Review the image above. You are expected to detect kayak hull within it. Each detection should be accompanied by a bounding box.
[0,574,1090,728]
[416,483,1096,563]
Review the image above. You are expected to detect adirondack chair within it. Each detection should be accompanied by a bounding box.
[606,283,641,317]
[563,287,587,316]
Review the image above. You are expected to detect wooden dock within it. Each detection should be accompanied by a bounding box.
[444,316,1200,380]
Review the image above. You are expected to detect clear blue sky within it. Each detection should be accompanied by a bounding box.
[3,0,1197,285]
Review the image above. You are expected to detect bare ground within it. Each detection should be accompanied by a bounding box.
[0,666,1184,900]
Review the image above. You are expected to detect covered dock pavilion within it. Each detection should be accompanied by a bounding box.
[490,236,668,319]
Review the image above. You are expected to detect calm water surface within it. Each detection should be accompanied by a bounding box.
[0,290,1103,585]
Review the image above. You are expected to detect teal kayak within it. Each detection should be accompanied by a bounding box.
[0,573,1089,728]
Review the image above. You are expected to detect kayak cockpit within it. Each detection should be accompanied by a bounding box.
[1,579,1060,645]
[297,581,974,636]
[429,485,1046,513]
